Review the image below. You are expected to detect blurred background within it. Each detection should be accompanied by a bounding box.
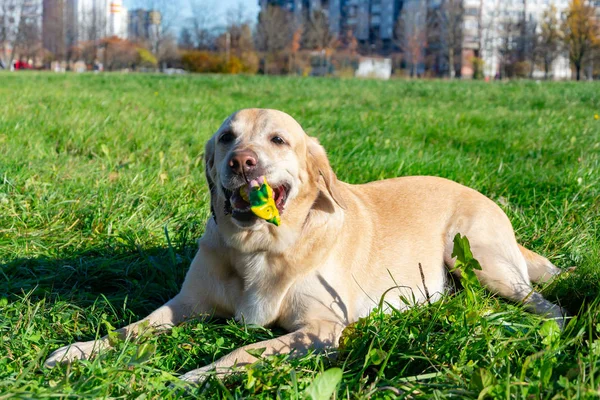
[1,0,599,80]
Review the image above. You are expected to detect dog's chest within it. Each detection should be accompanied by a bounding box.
[232,253,294,326]
[233,253,270,286]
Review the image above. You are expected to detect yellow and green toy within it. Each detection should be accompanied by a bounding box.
[240,178,281,226]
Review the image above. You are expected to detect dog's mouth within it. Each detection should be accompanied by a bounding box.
[222,178,289,223]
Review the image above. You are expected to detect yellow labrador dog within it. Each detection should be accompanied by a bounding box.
[45,108,565,382]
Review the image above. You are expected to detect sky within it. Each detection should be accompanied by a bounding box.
[217,0,260,23]
[124,0,260,31]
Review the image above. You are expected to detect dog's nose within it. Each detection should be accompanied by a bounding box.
[229,151,258,175]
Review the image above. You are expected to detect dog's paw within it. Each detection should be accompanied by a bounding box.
[166,366,215,395]
[44,341,99,368]
[178,365,214,385]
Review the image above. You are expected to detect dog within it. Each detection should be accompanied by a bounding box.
[45,108,566,383]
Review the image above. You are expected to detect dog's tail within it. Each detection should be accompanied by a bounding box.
[518,244,561,284]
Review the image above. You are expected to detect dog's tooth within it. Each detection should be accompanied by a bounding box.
[239,186,250,202]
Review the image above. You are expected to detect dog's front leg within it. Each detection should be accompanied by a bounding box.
[44,241,228,368]
[44,293,205,367]
[178,320,344,384]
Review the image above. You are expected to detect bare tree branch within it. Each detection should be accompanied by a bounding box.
[539,4,563,79]
[428,0,463,78]
[395,1,427,77]
[188,0,217,50]
[255,5,293,74]
[2,0,41,67]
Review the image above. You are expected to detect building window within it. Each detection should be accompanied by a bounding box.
[465,7,478,16]
[464,19,477,30]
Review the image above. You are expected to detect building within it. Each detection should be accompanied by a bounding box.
[478,0,571,79]
[525,0,570,79]
[401,0,575,79]
[108,0,128,38]
[148,9,161,48]
[460,0,479,76]
[128,8,160,42]
[258,0,310,22]
[43,0,67,57]
[259,0,600,78]
[259,0,404,52]
[128,8,147,39]
[1,0,42,66]
[42,0,128,58]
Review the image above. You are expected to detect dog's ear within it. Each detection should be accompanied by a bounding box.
[307,137,347,210]
[204,136,216,194]
[204,136,218,221]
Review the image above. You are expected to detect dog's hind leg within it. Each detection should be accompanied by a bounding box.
[518,244,562,284]
[445,214,567,327]
[452,240,566,327]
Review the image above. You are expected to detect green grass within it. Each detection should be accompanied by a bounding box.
[0,72,599,398]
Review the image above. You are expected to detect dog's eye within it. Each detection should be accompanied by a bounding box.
[219,132,235,144]
[271,136,286,145]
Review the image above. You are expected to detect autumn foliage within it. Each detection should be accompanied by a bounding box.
[180,51,256,74]
[563,0,600,80]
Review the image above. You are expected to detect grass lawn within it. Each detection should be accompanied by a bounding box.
[1,72,599,398]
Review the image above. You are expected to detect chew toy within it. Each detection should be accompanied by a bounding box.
[240,177,281,226]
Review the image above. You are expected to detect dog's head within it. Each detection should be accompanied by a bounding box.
[204,109,346,251]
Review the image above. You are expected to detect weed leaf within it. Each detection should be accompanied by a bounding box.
[368,348,387,366]
[539,320,560,347]
[469,367,495,393]
[304,368,343,400]
[246,347,267,358]
[452,233,482,290]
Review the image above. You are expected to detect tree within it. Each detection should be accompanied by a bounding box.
[539,4,563,79]
[212,3,258,73]
[429,0,463,78]
[136,0,181,68]
[137,46,157,68]
[523,16,540,78]
[497,7,521,78]
[339,29,358,54]
[301,10,336,75]
[563,0,600,80]
[395,1,427,77]
[255,5,293,74]
[290,27,301,73]
[188,0,216,50]
[82,2,107,44]
[1,0,41,67]
[223,2,254,58]
[101,36,137,70]
[13,6,41,63]
[478,4,500,77]
[76,0,109,64]
[179,27,194,49]
[156,33,179,68]
[507,1,542,79]
[302,10,334,50]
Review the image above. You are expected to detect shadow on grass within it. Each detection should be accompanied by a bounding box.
[0,244,196,317]
[543,266,600,316]
[3,244,598,318]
